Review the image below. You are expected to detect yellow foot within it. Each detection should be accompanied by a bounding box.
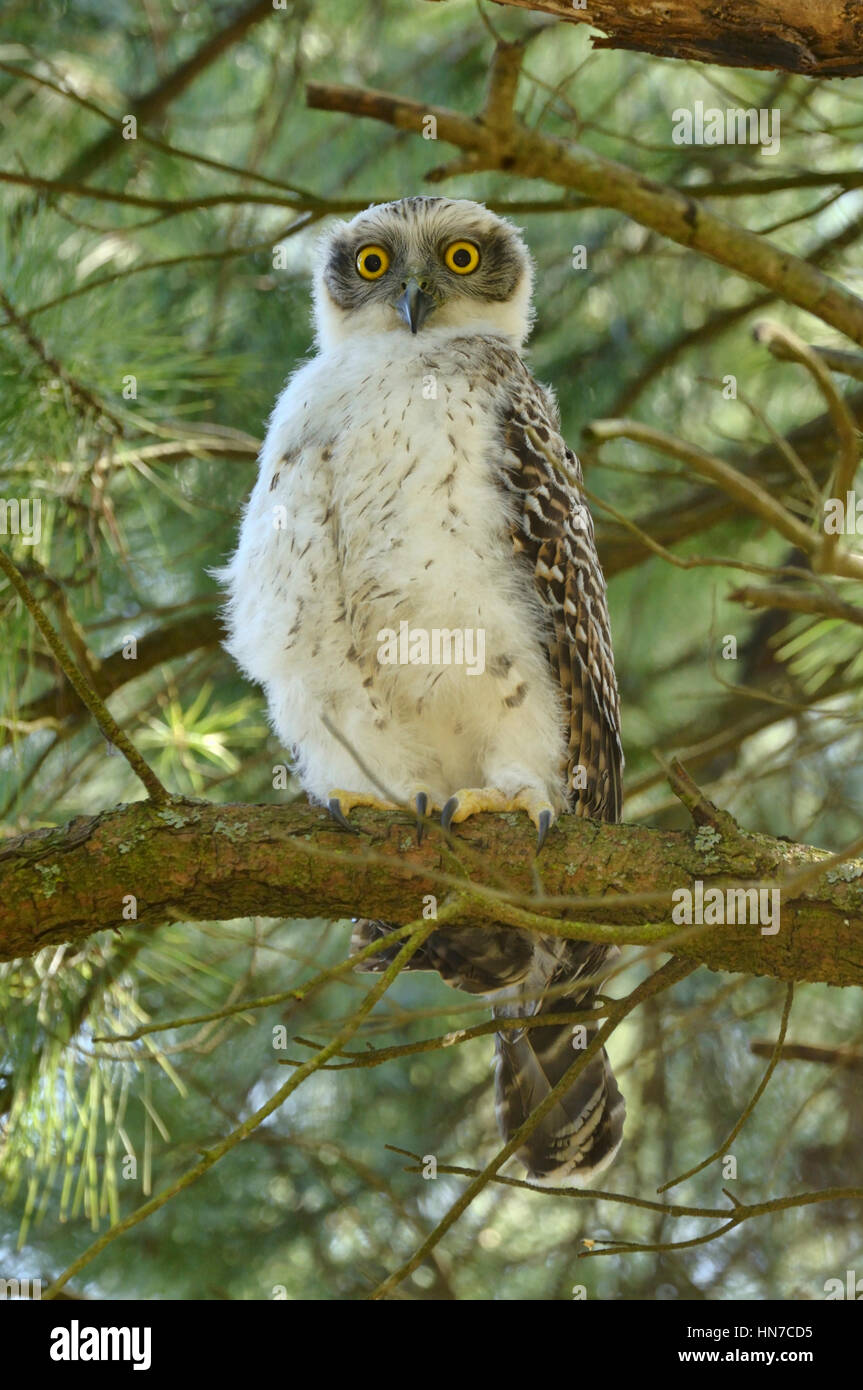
[326,789,398,832]
[440,786,556,851]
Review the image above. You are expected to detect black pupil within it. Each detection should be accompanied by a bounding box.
[364,253,382,273]
[453,247,472,267]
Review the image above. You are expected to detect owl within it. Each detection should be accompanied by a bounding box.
[220,196,625,1184]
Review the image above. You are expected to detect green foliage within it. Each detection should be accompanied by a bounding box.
[1,0,862,1301]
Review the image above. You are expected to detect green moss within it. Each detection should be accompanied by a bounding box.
[694,825,723,867]
[212,818,249,841]
[826,863,863,885]
[34,862,61,897]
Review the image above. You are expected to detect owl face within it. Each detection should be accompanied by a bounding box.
[313,196,534,351]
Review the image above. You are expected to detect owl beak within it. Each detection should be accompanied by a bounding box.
[395,278,436,334]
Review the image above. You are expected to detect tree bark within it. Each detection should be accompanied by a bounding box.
[485,0,863,76]
[3,797,862,986]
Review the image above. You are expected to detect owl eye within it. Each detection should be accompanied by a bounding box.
[444,240,481,274]
[356,245,390,280]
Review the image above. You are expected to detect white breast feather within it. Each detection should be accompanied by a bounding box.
[221,328,567,810]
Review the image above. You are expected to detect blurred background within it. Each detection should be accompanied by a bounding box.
[1,0,862,1299]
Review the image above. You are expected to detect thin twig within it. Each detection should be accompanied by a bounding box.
[753,320,861,569]
[586,417,863,581]
[0,286,124,434]
[730,583,863,628]
[0,548,168,804]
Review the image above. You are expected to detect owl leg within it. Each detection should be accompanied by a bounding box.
[440,787,556,852]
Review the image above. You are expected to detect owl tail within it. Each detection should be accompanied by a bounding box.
[350,922,624,1184]
[492,942,625,1185]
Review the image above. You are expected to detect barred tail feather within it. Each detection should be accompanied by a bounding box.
[350,922,625,1183]
[350,919,533,994]
[493,943,624,1184]
[493,1011,624,1184]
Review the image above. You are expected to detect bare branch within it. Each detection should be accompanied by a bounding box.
[369,956,696,1298]
[586,417,863,580]
[750,1041,863,1070]
[729,583,863,628]
[753,320,861,522]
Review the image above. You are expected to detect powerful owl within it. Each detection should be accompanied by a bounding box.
[221,196,625,1183]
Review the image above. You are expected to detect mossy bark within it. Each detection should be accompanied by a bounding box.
[2,797,862,986]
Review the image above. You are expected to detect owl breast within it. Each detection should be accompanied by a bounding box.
[223,331,568,807]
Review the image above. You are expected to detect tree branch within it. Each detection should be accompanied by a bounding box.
[3,797,863,987]
[56,0,283,188]
[470,0,863,76]
[8,608,224,737]
[598,388,863,576]
[586,417,863,580]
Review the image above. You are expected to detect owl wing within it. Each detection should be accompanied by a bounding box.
[497,363,623,823]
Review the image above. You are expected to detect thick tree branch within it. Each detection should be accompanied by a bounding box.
[3,798,862,987]
[471,0,863,76]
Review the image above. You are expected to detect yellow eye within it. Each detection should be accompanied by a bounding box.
[444,240,480,274]
[356,245,390,280]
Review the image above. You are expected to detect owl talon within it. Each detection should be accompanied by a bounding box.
[328,797,358,833]
[440,785,556,850]
[416,791,429,844]
[440,794,459,834]
[325,789,398,832]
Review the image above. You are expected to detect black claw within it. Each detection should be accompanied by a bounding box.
[328,798,357,833]
[536,808,552,854]
[441,795,459,833]
[415,791,428,845]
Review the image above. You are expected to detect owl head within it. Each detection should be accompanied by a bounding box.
[312,196,534,352]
